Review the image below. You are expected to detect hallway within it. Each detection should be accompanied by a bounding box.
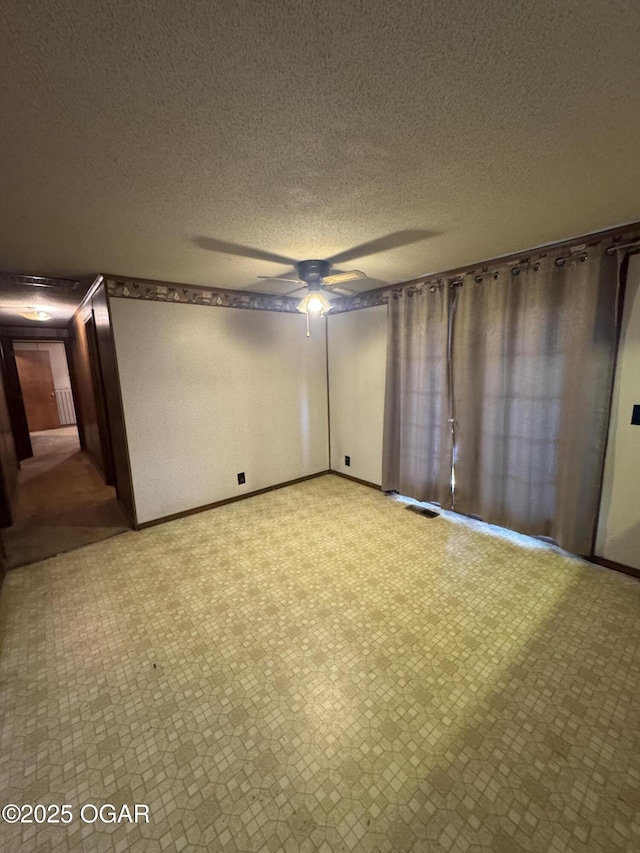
[1,426,130,569]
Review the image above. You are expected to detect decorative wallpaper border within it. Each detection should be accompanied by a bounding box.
[105,221,640,316]
[327,290,391,313]
[106,278,302,313]
[106,276,393,315]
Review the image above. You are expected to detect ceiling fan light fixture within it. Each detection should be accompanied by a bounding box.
[297,291,332,316]
[20,307,52,321]
[296,290,332,336]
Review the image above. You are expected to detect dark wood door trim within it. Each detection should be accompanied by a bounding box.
[69,279,136,526]
[64,337,85,451]
[99,286,137,527]
[0,337,32,461]
[85,312,116,486]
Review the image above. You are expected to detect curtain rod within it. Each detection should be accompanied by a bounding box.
[606,240,640,255]
[355,221,640,297]
[330,223,640,313]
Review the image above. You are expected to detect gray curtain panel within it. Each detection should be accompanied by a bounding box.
[382,287,452,506]
[451,250,619,554]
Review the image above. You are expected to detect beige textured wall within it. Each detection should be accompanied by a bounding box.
[110,299,329,524]
[595,255,640,569]
[327,305,387,485]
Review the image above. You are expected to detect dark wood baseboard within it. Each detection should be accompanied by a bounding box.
[329,470,382,490]
[589,555,640,581]
[136,470,331,530]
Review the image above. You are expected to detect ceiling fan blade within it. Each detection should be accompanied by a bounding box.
[257,276,302,283]
[323,270,367,285]
[326,230,434,265]
[282,287,307,297]
[194,236,297,266]
[325,285,357,296]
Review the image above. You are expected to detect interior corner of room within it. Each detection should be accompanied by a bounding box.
[0,246,638,576]
[594,252,640,570]
[3,4,640,848]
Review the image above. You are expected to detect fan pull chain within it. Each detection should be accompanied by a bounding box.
[306,312,310,337]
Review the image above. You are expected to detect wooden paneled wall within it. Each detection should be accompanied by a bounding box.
[69,279,135,525]
[70,307,105,475]
[0,352,19,534]
[91,285,135,520]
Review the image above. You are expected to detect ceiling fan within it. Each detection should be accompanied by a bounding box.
[195,229,435,331]
[258,258,365,298]
[195,229,434,296]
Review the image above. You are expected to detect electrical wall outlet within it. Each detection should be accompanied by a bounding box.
[237,472,246,485]
[345,456,351,467]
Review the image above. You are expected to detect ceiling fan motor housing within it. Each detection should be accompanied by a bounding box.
[296,259,331,289]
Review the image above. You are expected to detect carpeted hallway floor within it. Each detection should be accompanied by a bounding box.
[0,426,130,569]
[1,474,639,852]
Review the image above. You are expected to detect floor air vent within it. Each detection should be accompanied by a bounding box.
[406,505,440,519]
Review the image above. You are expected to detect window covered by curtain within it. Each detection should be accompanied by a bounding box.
[382,286,452,506]
[451,250,619,554]
[382,247,620,555]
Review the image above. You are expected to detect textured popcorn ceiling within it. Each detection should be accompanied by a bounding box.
[1,0,640,299]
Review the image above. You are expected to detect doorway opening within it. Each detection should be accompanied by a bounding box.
[1,336,130,569]
[13,339,81,460]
